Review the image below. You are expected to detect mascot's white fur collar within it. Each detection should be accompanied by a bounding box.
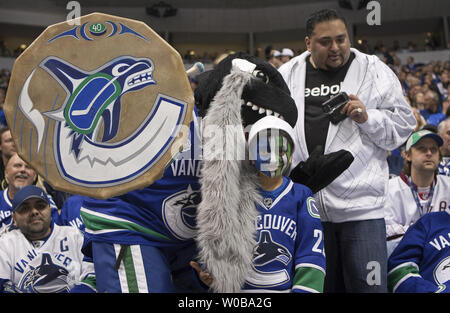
[196,59,262,292]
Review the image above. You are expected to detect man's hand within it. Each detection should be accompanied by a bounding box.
[190,261,214,287]
[341,94,368,124]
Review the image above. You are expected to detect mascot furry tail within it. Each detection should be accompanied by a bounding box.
[196,60,261,293]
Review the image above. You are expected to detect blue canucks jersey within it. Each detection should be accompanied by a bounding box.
[57,194,87,231]
[388,208,450,293]
[79,112,202,247]
[243,177,326,293]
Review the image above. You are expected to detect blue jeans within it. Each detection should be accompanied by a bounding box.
[322,218,388,293]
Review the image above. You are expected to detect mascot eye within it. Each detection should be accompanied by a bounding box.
[252,70,269,84]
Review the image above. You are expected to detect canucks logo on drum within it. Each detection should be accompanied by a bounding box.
[18,53,187,187]
[41,56,156,141]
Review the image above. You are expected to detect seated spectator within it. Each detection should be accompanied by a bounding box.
[420,90,446,126]
[398,71,408,94]
[0,185,95,293]
[423,73,443,101]
[438,118,450,176]
[380,45,393,66]
[0,127,70,207]
[412,107,426,131]
[406,75,421,99]
[280,48,294,63]
[387,206,450,293]
[268,50,283,69]
[412,92,425,110]
[384,129,450,256]
[387,145,406,178]
[442,95,450,118]
[405,56,417,72]
[0,88,6,128]
[441,71,449,99]
[0,153,58,233]
[387,97,422,179]
[0,127,16,185]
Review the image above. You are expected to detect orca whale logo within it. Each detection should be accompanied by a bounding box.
[19,253,71,293]
[245,230,292,288]
[434,256,450,285]
[162,185,201,240]
[41,56,156,141]
[18,56,187,187]
[253,230,292,266]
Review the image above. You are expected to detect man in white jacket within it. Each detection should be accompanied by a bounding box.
[385,129,450,256]
[279,9,416,292]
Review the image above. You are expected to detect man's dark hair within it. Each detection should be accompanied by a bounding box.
[306,9,347,37]
[0,126,10,145]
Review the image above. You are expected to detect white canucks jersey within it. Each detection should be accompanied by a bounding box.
[388,208,450,293]
[243,177,326,293]
[0,223,94,293]
[385,174,450,240]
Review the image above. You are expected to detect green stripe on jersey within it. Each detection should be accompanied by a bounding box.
[80,209,172,241]
[387,263,420,292]
[123,246,139,293]
[80,275,97,291]
[293,266,325,293]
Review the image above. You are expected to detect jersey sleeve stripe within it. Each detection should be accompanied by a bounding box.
[295,263,326,275]
[292,285,320,293]
[292,266,325,293]
[80,208,172,241]
[80,273,96,290]
[387,262,420,292]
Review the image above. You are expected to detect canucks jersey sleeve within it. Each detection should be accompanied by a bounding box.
[388,212,450,293]
[292,187,326,293]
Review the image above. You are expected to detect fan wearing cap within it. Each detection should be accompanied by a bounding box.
[268,50,283,69]
[384,129,450,256]
[0,153,59,234]
[192,116,326,292]
[0,185,96,293]
[280,48,294,64]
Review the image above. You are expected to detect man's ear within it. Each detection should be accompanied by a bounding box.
[305,36,312,52]
[11,212,17,226]
[404,150,412,162]
[31,172,37,184]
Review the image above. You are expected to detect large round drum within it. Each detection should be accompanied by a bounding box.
[4,13,194,199]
